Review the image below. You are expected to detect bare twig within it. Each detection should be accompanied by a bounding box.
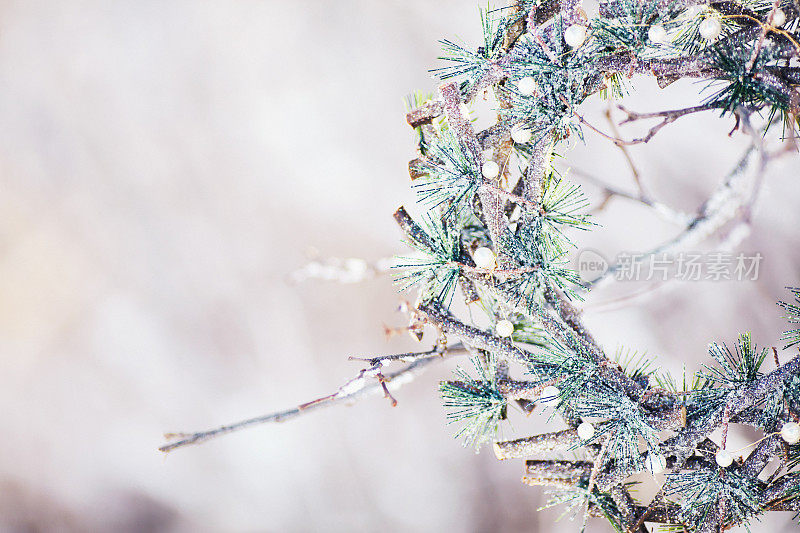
[573,102,715,146]
[604,102,648,198]
[585,114,770,291]
[160,345,466,452]
[569,166,691,225]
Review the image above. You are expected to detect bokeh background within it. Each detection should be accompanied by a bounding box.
[0,1,798,531]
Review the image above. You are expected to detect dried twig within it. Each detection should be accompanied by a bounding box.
[160,345,466,452]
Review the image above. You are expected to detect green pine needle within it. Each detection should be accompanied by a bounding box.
[702,332,768,387]
[613,346,658,382]
[666,468,763,530]
[430,4,508,86]
[704,40,790,117]
[540,171,594,233]
[778,287,800,349]
[440,355,507,449]
[394,212,465,308]
[413,131,480,217]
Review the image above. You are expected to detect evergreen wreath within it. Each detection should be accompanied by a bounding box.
[162,1,800,531]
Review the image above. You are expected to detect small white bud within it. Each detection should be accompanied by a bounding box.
[699,17,722,41]
[715,449,734,468]
[459,103,471,117]
[517,76,538,96]
[564,24,587,48]
[648,24,668,44]
[781,421,800,444]
[473,247,496,269]
[496,319,515,338]
[481,160,500,179]
[645,452,667,475]
[577,422,595,441]
[511,124,532,144]
[770,8,786,28]
[539,385,561,404]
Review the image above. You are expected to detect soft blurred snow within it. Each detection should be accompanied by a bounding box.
[0,1,797,532]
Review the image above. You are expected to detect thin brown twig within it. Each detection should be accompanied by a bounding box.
[565,97,715,146]
[604,101,647,198]
[569,166,690,224]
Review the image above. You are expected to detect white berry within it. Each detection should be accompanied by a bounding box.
[496,319,515,338]
[770,8,786,28]
[517,76,538,96]
[511,124,532,144]
[648,24,668,44]
[577,422,595,440]
[481,160,500,179]
[564,24,587,48]
[715,449,734,468]
[539,385,561,404]
[781,421,800,444]
[473,247,496,269]
[645,452,667,475]
[699,17,722,41]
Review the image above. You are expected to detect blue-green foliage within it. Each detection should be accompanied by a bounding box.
[414,131,481,215]
[394,213,465,308]
[501,17,598,140]
[529,339,597,396]
[683,334,768,429]
[666,468,763,530]
[702,333,768,387]
[440,355,507,448]
[577,381,660,470]
[785,373,800,419]
[539,171,593,235]
[592,0,679,55]
[778,287,800,349]
[542,481,631,533]
[431,5,510,89]
[496,225,584,308]
[704,40,791,115]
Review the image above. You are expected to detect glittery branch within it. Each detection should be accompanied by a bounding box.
[417,302,536,367]
[524,459,592,485]
[406,100,444,128]
[664,355,800,455]
[393,205,435,250]
[494,429,581,459]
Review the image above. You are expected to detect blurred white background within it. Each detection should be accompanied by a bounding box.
[0,1,798,531]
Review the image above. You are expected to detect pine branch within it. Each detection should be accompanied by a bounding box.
[664,354,800,455]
